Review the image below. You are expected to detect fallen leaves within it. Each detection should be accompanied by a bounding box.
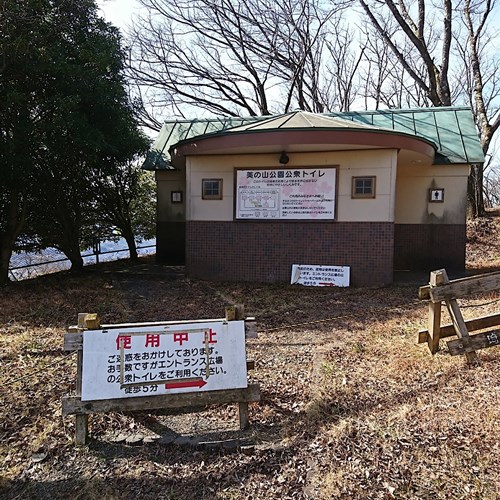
[1,255,499,499]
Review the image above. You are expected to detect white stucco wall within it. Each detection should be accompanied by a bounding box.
[395,164,470,224]
[157,154,469,226]
[156,169,185,223]
[185,149,398,222]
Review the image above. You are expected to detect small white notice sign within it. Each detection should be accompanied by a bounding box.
[291,264,350,287]
[81,320,247,401]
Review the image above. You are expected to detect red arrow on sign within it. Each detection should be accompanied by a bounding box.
[319,282,337,287]
[165,379,207,390]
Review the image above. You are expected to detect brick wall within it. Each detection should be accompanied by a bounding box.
[186,221,394,285]
[394,224,466,271]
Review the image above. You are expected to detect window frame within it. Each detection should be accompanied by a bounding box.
[351,176,376,199]
[202,178,223,200]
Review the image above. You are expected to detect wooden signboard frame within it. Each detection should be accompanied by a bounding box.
[63,306,260,446]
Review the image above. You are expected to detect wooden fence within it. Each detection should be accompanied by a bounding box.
[418,269,500,362]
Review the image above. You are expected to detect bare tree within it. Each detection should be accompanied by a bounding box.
[484,158,500,209]
[358,0,454,106]
[459,0,500,215]
[358,0,500,216]
[127,0,353,128]
[360,18,431,109]
[323,22,366,112]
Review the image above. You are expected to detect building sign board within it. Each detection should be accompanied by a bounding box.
[81,320,247,401]
[236,167,336,220]
[291,264,350,287]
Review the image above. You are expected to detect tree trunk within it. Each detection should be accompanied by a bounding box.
[468,164,484,218]
[67,249,84,271]
[69,252,84,271]
[469,160,487,214]
[59,240,84,271]
[123,229,138,261]
[463,0,494,218]
[0,191,27,285]
[0,242,14,285]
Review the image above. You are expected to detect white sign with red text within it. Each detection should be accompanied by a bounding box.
[81,320,247,401]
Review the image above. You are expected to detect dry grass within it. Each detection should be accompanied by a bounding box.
[467,212,500,271]
[1,230,500,498]
[302,318,499,499]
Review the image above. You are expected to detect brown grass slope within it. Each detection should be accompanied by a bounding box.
[1,218,499,499]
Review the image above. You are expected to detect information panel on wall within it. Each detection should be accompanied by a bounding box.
[235,167,336,220]
[81,321,247,401]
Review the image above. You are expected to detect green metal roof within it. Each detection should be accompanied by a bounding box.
[143,107,485,170]
[224,110,405,132]
[143,116,269,170]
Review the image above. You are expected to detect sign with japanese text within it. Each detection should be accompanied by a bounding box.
[81,320,247,401]
[235,167,336,220]
[291,264,350,287]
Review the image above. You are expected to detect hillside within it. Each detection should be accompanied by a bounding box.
[467,213,500,270]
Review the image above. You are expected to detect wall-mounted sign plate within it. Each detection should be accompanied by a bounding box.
[171,191,183,203]
[235,167,336,220]
[429,188,444,203]
[291,264,350,287]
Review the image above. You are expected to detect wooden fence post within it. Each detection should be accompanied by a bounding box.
[419,270,500,360]
[226,305,249,430]
[74,313,100,445]
[238,402,250,430]
[428,271,443,354]
[225,304,245,322]
[74,348,88,446]
[434,270,479,364]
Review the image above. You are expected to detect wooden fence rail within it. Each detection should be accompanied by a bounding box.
[418,269,500,362]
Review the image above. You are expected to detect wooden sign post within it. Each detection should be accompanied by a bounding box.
[63,307,259,446]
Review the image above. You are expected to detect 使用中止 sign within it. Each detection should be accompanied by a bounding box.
[81,320,247,401]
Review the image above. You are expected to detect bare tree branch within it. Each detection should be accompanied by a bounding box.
[359,0,500,216]
[126,0,354,124]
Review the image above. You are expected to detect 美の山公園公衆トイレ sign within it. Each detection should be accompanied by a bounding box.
[81,320,247,401]
[235,167,336,220]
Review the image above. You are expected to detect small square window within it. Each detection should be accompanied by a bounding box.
[352,176,376,198]
[202,178,223,200]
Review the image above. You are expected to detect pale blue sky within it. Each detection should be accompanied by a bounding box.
[96,0,498,165]
[97,0,140,32]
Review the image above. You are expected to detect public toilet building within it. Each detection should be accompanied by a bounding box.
[144,107,485,286]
